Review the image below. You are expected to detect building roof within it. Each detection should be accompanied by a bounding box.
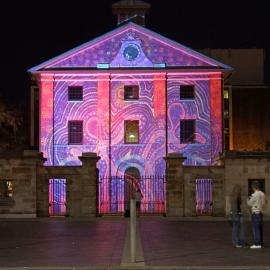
[28,22,232,72]
[112,0,150,8]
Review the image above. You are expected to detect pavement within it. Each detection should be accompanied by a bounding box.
[0,217,270,269]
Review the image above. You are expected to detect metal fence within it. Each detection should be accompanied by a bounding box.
[49,179,67,216]
[98,175,166,215]
[196,178,213,215]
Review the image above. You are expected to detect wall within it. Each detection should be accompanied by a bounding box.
[224,152,270,217]
[0,150,269,218]
[231,87,270,151]
[164,152,270,218]
[0,151,99,218]
[199,49,265,85]
[0,150,43,218]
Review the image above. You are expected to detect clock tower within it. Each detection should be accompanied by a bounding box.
[112,0,151,26]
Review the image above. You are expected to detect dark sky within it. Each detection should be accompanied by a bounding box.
[1,1,269,106]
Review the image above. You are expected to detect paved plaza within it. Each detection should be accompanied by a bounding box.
[0,218,269,269]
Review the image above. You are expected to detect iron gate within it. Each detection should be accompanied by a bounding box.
[196,178,213,215]
[49,179,67,216]
[98,175,166,215]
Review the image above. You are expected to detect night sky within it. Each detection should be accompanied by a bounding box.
[1,0,269,107]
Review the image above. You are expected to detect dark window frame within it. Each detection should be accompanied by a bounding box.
[124,85,139,100]
[68,86,83,101]
[0,180,13,198]
[180,119,196,144]
[180,85,195,100]
[68,121,83,144]
[124,120,139,144]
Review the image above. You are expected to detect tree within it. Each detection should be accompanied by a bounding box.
[0,100,23,150]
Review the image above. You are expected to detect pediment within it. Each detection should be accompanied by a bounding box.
[29,22,231,71]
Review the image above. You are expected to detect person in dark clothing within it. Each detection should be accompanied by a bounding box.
[230,185,245,247]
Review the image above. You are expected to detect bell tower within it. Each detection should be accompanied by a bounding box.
[112,0,151,26]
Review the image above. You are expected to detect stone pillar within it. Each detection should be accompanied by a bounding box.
[164,153,186,217]
[78,152,100,217]
[29,150,49,217]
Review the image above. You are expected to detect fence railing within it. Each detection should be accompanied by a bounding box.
[98,175,166,215]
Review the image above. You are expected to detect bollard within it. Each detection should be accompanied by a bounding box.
[130,198,136,263]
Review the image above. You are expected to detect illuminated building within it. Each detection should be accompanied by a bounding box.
[29,19,232,177]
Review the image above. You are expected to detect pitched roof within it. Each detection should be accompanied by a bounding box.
[29,22,232,72]
[112,0,150,8]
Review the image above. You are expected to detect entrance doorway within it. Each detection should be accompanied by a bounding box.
[124,167,140,214]
[49,179,67,216]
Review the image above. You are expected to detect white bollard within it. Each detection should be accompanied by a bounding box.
[130,198,136,263]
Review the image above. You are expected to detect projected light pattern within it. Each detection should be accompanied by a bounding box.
[38,24,223,174]
[99,175,166,214]
[196,178,213,215]
[49,178,66,216]
[48,28,213,69]
[40,73,222,173]
[168,75,212,165]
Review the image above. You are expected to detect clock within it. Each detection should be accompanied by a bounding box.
[123,44,140,61]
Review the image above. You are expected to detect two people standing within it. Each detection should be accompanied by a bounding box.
[230,181,266,249]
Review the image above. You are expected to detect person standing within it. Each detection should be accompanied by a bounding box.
[135,188,143,217]
[247,181,266,249]
[230,185,245,248]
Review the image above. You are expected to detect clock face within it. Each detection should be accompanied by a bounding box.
[123,44,140,61]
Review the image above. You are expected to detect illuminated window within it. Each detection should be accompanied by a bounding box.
[68,86,83,101]
[124,85,139,100]
[180,85,195,100]
[68,121,83,144]
[224,89,229,99]
[180,120,195,143]
[125,120,139,144]
[0,180,13,198]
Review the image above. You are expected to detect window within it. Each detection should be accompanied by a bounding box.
[0,180,13,198]
[124,85,139,100]
[180,120,195,143]
[125,120,139,144]
[68,86,83,101]
[180,85,195,100]
[68,121,83,144]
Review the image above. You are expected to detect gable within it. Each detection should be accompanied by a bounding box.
[29,22,231,71]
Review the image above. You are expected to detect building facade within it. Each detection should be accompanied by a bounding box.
[29,22,231,176]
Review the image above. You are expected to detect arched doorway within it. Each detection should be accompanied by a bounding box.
[123,167,140,216]
[124,167,140,179]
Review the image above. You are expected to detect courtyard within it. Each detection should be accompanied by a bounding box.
[0,218,269,269]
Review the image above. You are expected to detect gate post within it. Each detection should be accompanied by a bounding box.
[78,152,100,217]
[164,153,186,217]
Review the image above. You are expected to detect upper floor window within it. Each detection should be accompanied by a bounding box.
[180,120,195,143]
[180,85,195,100]
[124,85,139,100]
[0,180,13,198]
[68,121,83,144]
[125,120,139,144]
[68,86,83,101]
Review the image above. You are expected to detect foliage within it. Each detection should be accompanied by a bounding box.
[0,100,24,151]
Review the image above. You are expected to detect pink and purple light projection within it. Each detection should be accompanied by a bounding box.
[35,23,226,177]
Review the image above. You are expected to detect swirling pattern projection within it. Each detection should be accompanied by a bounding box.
[110,75,166,175]
[41,73,221,173]
[49,26,213,68]
[167,75,221,165]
